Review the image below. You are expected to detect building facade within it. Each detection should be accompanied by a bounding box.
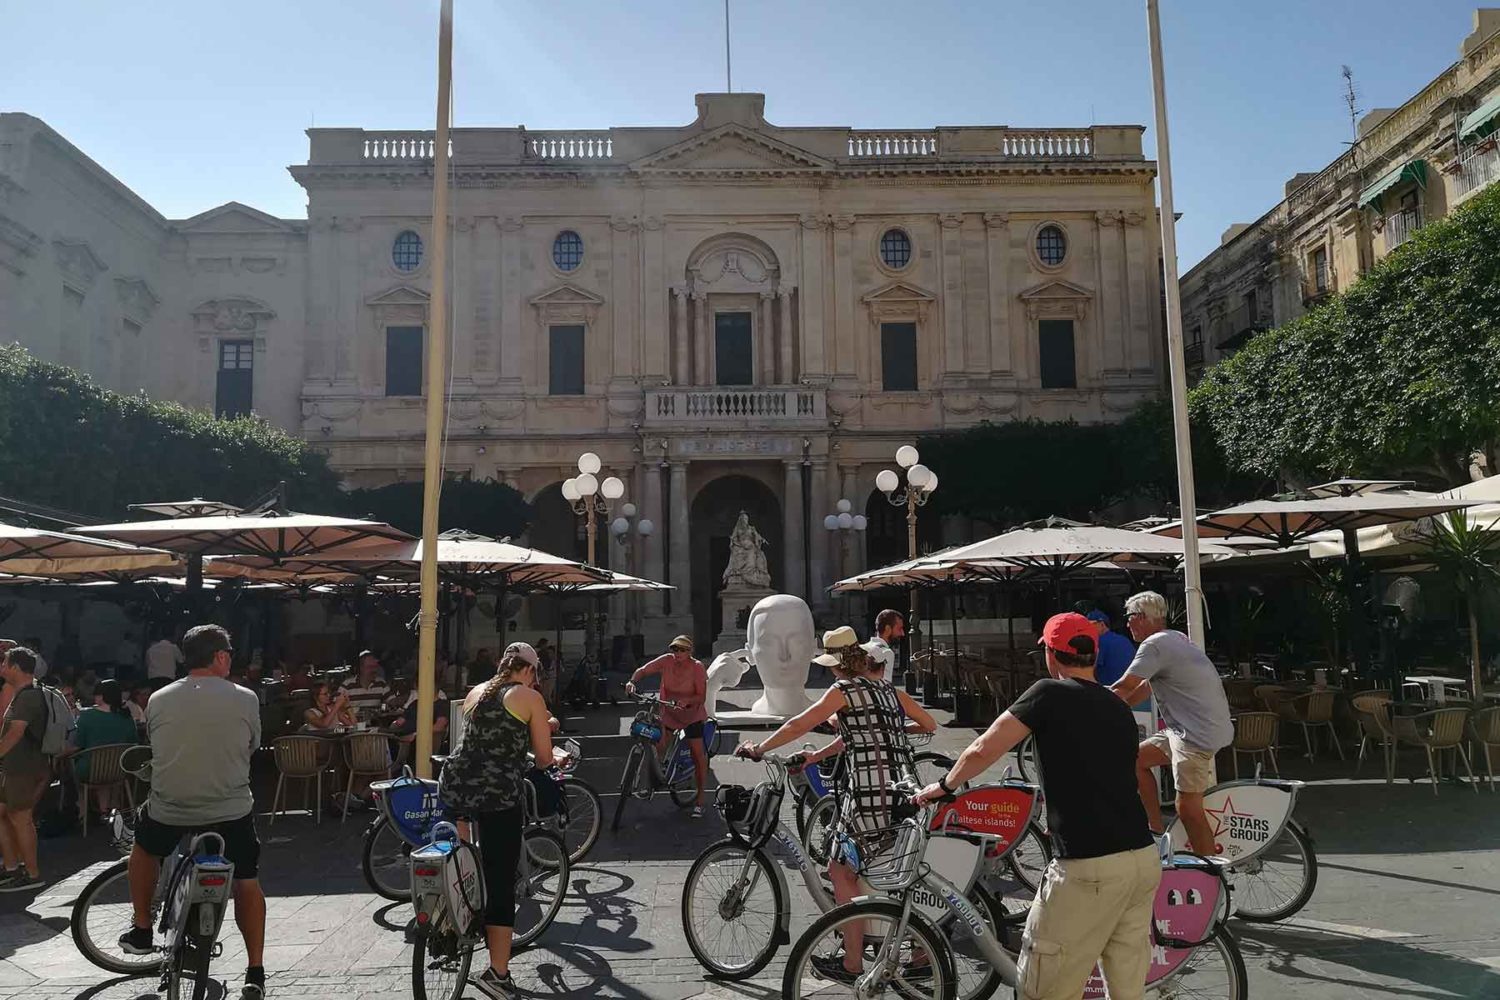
[1180,8,1500,378]
[1,93,1165,647]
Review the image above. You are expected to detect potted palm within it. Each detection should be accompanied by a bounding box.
[1415,511,1500,700]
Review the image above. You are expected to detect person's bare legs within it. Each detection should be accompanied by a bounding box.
[231,879,266,966]
[1135,741,1171,834]
[128,843,162,928]
[0,802,19,870]
[8,807,38,877]
[828,859,864,974]
[689,737,708,807]
[484,925,514,975]
[1176,792,1215,855]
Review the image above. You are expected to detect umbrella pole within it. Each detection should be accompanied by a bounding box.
[1343,527,1375,684]
[903,584,917,695]
[554,592,564,700]
[496,584,508,649]
[186,553,204,619]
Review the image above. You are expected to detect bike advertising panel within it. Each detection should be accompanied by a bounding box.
[1167,780,1296,862]
[1082,862,1224,997]
[928,783,1038,849]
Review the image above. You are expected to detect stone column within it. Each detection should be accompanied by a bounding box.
[641,217,669,381]
[984,213,1012,376]
[778,288,795,383]
[939,213,965,381]
[808,459,832,612]
[672,288,690,386]
[499,217,523,387]
[832,215,856,378]
[798,216,828,378]
[783,460,806,599]
[1122,212,1152,373]
[693,293,710,385]
[642,460,666,619]
[668,462,690,624]
[609,217,639,384]
[758,292,776,385]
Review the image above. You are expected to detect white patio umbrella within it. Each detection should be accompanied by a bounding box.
[76,512,412,561]
[0,522,181,577]
[1307,474,1500,560]
[128,498,245,518]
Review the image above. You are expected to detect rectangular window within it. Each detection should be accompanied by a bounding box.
[548,324,585,395]
[1312,247,1329,292]
[714,312,754,386]
[1244,288,1258,322]
[385,326,423,397]
[1038,319,1077,389]
[216,339,254,418]
[880,322,918,391]
[1190,324,1203,347]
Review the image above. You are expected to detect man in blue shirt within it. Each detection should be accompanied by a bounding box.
[1088,609,1137,688]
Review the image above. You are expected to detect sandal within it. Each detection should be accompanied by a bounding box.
[690,805,704,819]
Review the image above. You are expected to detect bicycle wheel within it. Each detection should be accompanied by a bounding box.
[945,883,1011,1000]
[557,776,603,864]
[783,897,956,1000]
[682,840,784,979]
[1232,819,1318,922]
[165,928,213,1000]
[1012,736,1037,782]
[410,923,473,1000]
[1153,925,1248,999]
[513,828,569,948]
[1006,821,1051,894]
[912,752,961,790]
[71,858,163,975]
[612,743,642,832]
[666,736,698,808]
[802,794,839,868]
[362,817,414,902]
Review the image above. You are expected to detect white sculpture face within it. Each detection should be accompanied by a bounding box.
[745,594,816,717]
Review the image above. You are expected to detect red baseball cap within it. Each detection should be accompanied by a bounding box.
[1038,612,1096,656]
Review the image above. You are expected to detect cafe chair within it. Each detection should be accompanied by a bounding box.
[1229,712,1279,778]
[342,732,394,823]
[1286,690,1344,760]
[1468,706,1500,792]
[1352,690,1396,783]
[1394,707,1478,795]
[74,743,136,836]
[271,735,333,825]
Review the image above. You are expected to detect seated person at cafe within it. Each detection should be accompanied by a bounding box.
[339,651,390,721]
[302,682,357,731]
[68,678,140,820]
[285,662,313,693]
[388,686,450,751]
[126,683,152,726]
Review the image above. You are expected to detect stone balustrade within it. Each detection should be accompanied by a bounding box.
[1000,130,1092,158]
[847,132,939,157]
[361,134,452,160]
[524,131,614,160]
[643,385,826,426]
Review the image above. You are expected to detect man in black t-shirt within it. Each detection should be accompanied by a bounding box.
[915,612,1160,1000]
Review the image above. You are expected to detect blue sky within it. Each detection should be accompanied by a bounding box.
[1,0,1487,266]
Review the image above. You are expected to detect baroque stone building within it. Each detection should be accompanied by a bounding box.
[1180,8,1500,378]
[1,93,1165,646]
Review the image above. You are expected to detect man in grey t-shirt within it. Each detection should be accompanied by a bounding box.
[121,625,268,1000]
[1112,591,1233,856]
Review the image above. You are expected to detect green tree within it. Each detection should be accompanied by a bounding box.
[0,344,342,517]
[341,476,532,540]
[1415,510,1500,699]
[1193,183,1500,485]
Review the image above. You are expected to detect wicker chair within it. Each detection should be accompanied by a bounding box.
[1352,691,1396,783]
[1286,690,1344,760]
[342,732,394,822]
[1230,712,1279,778]
[1223,679,1262,713]
[1468,706,1500,792]
[1394,707,1478,795]
[1254,684,1293,718]
[74,743,136,835]
[270,735,334,824]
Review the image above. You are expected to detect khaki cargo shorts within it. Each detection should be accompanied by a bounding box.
[0,769,48,811]
[1143,730,1217,794]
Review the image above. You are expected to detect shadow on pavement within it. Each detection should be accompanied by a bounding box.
[1235,922,1500,999]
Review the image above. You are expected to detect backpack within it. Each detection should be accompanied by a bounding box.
[31,683,75,758]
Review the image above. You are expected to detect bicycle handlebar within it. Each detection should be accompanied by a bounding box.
[630,691,683,709]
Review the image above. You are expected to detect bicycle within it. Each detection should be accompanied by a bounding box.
[71,748,238,1000]
[781,780,1250,1000]
[611,692,717,831]
[363,739,598,901]
[1166,770,1317,921]
[409,784,571,1000]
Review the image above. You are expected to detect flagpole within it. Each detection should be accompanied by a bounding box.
[415,0,454,777]
[724,0,732,92]
[1145,0,1206,647]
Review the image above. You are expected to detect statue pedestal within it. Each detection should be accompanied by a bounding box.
[715,584,774,655]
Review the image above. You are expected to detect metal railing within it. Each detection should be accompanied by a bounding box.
[1457,140,1500,197]
[1382,208,1423,251]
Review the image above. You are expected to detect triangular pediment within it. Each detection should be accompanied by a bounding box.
[529,283,604,308]
[631,124,833,173]
[862,281,937,305]
[176,202,298,234]
[365,284,430,307]
[1018,279,1092,302]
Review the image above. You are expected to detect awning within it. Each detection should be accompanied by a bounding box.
[1358,159,1427,209]
[1461,93,1500,141]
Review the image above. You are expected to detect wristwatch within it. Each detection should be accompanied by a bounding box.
[936,774,954,794]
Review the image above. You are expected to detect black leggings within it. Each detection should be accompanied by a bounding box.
[477,805,523,927]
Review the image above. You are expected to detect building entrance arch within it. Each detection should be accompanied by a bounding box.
[689,474,782,647]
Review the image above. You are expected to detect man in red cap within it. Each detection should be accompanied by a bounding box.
[916,612,1159,1000]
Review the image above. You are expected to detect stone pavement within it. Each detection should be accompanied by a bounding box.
[1,682,1498,999]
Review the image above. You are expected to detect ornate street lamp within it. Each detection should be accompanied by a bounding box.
[877,446,938,693]
[562,452,626,672]
[611,502,656,635]
[824,497,867,620]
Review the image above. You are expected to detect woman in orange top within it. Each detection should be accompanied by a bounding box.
[626,635,709,817]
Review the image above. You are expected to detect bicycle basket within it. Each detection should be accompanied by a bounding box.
[858,818,928,892]
[629,715,663,742]
[715,778,784,850]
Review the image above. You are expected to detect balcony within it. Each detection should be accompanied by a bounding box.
[642,385,827,428]
[1381,208,1423,251]
[1215,302,1268,353]
[1457,139,1500,198]
[1183,341,1204,369]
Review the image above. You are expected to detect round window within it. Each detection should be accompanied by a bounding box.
[1036,225,1067,267]
[392,230,424,272]
[552,231,584,272]
[879,228,912,270]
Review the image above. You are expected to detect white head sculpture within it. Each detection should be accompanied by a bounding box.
[745,593,816,717]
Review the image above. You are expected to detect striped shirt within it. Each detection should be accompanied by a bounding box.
[340,675,391,720]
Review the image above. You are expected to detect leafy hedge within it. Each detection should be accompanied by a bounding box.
[1192,182,1500,485]
[340,476,532,541]
[0,344,343,518]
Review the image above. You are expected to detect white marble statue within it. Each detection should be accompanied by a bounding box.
[745,594,816,717]
[706,647,751,714]
[722,511,772,589]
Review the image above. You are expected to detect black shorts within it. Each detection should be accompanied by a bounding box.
[682,721,705,740]
[134,808,261,880]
